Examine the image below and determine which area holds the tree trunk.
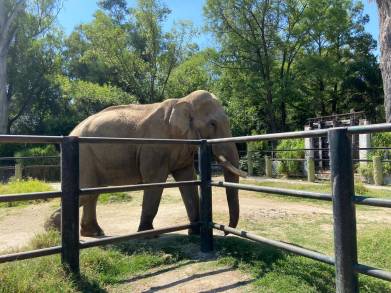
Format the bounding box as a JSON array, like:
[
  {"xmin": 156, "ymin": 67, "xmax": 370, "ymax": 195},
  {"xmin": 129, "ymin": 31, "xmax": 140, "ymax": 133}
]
[
  {"xmin": 377, "ymin": 0, "xmax": 391, "ymax": 122},
  {"xmin": 0, "ymin": 53, "xmax": 8, "ymax": 133}
]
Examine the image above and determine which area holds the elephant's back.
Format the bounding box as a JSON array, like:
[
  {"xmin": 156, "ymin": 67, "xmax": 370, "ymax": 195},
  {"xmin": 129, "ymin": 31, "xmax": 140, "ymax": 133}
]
[{"xmin": 70, "ymin": 104, "xmax": 159, "ymax": 138}]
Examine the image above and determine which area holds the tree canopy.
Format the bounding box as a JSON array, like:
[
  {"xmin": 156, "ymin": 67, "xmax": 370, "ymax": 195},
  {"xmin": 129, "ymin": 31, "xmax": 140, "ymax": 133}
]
[{"xmin": 0, "ymin": 0, "xmax": 385, "ymax": 145}]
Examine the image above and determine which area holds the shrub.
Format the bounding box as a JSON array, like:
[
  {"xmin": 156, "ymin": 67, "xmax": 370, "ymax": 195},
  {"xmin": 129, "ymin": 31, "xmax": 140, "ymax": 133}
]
[{"xmin": 276, "ymin": 139, "xmax": 305, "ymax": 177}]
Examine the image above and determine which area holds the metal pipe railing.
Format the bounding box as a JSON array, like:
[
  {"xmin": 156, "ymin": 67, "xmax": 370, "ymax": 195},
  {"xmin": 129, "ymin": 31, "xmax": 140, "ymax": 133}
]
[{"xmin": 0, "ymin": 122, "xmax": 390, "ymax": 292}]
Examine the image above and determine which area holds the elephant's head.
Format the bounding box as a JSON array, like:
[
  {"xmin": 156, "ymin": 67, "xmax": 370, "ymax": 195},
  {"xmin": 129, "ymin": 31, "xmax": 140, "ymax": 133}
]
[{"xmin": 169, "ymin": 90, "xmax": 246, "ymax": 228}]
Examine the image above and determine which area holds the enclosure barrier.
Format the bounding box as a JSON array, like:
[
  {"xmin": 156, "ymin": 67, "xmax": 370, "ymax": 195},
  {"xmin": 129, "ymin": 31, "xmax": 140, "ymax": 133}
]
[{"xmin": 0, "ymin": 123, "xmax": 391, "ymax": 293}]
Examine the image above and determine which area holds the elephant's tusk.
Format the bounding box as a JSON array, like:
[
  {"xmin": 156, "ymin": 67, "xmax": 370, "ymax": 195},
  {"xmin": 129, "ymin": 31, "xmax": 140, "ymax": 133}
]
[{"xmin": 217, "ymin": 155, "xmax": 247, "ymax": 178}]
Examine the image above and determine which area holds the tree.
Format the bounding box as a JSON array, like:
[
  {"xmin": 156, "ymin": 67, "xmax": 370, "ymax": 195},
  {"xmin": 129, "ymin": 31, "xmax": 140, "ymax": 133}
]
[
  {"xmin": 64, "ymin": 0, "xmax": 196, "ymax": 104},
  {"xmin": 376, "ymin": 0, "xmax": 391, "ymax": 122},
  {"xmin": 205, "ymin": 0, "xmax": 381, "ymax": 133},
  {"xmin": 0, "ymin": 0, "xmax": 26, "ymax": 133},
  {"xmin": 0, "ymin": 0, "xmax": 61, "ymax": 134}
]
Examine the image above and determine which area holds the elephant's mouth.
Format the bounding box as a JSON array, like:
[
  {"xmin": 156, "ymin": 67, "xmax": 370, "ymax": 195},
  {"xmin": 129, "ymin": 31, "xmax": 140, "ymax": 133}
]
[{"xmin": 216, "ymin": 155, "xmax": 247, "ymax": 178}]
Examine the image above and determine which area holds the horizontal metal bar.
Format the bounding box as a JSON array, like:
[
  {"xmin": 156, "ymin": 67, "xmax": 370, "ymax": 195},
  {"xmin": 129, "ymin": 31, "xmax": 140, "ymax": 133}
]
[
  {"xmin": 212, "ymin": 223, "xmax": 391, "ymax": 282},
  {"xmin": 0, "ymin": 246, "xmax": 61, "ymax": 264},
  {"xmin": 212, "ymin": 223, "xmax": 335, "ymax": 265},
  {"xmin": 207, "ymin": 129, "xmax": 328, "ymax": 144},
  {"xmin": 79, "ymin": 223, "xmax": 196, "ymax": 249},
  {"xmin": 354, "ymin": 196, "xmax": 391, "ymax": 208},
  {"xmin": 0, "ymin": 135, "xmax": 63, "ymax": 144},
  {"xmin": 0, "ymin": 191, "xmax": 62, "ymax": 202},
  {"xmin": 78, "ymin": 136, "xmax": 201, "ymax": 145},
  {"xmin": 22, "ymin": 164, "xmax": 60, "ymax": 168},
  {"xmin": 354, "ymin": 263, "xmax": 391, "ymax": 282},
  {"xmin": 356, "ymin": 147, "xmax": 391, "ymax": 150},
  {"xmin": 347, "ymin": 123, "xmax": 391, "ymax": 134},
  {"xmin": 0, "ymin": 156, "xmax": 59, "ymax": 161},
  {"xmin": 272, "ymin": 158, "xmax": 305, "ymax": 161},
  {"xmin": 212, "ymin": 181, "xmax": 391, "ymax": 208},
  {"xmin": 211, "ymin": 181, "xmax": 332, "ymax": 201},
  {"xmin": 80, "ymin": 180, "xmax": 201, "ymax": 195}
]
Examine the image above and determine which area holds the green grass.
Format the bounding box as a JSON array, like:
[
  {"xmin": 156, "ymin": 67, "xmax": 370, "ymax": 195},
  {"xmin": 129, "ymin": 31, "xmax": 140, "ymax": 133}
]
[
  {"xmin": 1, "ymin": 228, "xmax": 391, "ymax": 292},
  {"xmin": 97, "ymin": 192, "xmax": 134, "ymax": 204},
  {"xmin": 243, "ymin": 179, "xmax": 391, "ymax": 198},
  {"xmin": 239, "ymin": 180, "xmax": 391, "ymax": 211},
  {"xmin": 0, "ymin": 179, "xmax": 53, "ymax": 207}
]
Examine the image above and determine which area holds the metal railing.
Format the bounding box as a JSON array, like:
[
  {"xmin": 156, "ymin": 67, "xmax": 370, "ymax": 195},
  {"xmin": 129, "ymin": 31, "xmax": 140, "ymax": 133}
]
[{"xmin": 0, "ymin": 123, "xmax": 390, "ymax": 293}]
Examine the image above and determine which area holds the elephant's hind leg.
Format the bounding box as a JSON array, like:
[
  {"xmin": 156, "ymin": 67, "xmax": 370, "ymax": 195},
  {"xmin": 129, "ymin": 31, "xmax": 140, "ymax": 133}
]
[
  {"xmin": 44, "ymin": 207, "xmax": 61, "ymax": 231},
  {"xmin": 44, "ymin": 194, "xmax": 104, "ymax": 237}
]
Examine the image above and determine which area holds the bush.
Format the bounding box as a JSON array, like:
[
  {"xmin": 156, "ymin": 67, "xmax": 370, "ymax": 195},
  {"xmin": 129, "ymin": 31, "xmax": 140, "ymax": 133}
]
[{"xmin": 276, "ymin": 139, "xmax": 305, "ymax": 177}]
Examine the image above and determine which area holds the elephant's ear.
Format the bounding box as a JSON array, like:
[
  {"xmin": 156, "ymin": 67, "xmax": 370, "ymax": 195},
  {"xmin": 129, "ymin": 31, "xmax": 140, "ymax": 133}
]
[{"xmin": 169, "ymin": 101, "xmax": 193, "ymax": 137}]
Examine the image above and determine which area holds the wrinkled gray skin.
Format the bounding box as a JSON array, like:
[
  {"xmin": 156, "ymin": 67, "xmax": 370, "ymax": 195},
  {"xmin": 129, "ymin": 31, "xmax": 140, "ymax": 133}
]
[{"xmin": 46, "ymin": 90, "xmax": 243, "ymax": 236}]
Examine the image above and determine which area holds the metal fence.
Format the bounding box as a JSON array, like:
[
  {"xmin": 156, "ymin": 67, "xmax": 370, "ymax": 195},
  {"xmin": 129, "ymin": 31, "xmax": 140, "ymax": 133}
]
[{"xmin": 0, "ymin": 123, "xmax": 391, "ymax": 293}]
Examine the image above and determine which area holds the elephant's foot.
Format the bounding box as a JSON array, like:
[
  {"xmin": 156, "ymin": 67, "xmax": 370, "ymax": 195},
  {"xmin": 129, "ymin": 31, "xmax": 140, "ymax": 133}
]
[
  {"xmin": 81, "ymin": 222, "xmax": 105, "ymax": 237},
  {"xmin": 137, "ymin": 223, "xmax": 159, "ymax": 239},
  {"xmin": 44, "ymin": 209, "xmax": 61, "ymax": 232}
]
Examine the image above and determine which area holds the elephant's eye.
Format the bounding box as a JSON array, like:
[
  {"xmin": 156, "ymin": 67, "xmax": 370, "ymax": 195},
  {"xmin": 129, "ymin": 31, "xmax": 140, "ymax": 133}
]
[{"xmin": 210, "ymin": 121, "xmax": 217, "ymax": 129}]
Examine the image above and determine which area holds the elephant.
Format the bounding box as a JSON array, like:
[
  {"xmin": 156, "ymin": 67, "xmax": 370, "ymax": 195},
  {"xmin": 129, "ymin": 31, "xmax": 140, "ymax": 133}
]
[{"xmin": 45, "ymin": 90, "xmax": 246, "ymax": 236}]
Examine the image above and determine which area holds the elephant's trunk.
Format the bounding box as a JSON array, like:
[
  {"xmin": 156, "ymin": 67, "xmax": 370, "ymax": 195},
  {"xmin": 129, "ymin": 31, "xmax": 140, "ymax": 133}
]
[{"xmin": 213, "ymin": 142, "xmax": 243, "ymax": 229}]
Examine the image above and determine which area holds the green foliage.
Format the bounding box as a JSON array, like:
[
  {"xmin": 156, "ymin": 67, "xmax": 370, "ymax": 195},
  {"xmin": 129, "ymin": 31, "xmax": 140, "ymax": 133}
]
[
  {"xmin": 359, "ymin": 132, "xmax": 391, "ymax": 181},
  {"xmin": 55, "ymin": 75, "xmax": 137, "ymax": 118},
  {"xmin": 205, "ymin": 0, "xmax": 383, "ymax": 135},
  {"xmin": 276, "ymin": 139, "xmax": 305, "ymax": 177},
  {"xmin": 371, "ymin": 132, "xmax": 391, "ymax": 174},
  {"xmin": 14, "ymin": 145, "xmax": 58, "ymax": 166},
  {"xmin": 0, "ymin": 178, "xmax": 53, "ymax": 207},
  {"xmin": 165, "ymin": 50, "xmax": 214, "ymax": 98},
  {"xmin": 64, "ymin": 1, "xmax": 197, "ymax": 104}
]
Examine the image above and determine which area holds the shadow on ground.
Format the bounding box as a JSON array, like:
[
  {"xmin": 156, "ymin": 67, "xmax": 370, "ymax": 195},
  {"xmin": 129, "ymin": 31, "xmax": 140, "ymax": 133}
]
[{"xmin": 76, "ymin": 233, "xmax": 391, "ymax": 292}]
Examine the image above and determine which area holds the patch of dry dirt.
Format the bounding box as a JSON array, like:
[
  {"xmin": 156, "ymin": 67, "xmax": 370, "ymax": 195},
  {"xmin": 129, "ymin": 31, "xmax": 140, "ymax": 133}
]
[
  {"xmin": 110, "ymin": 260, "xmax": 254, "ymax": 293},
  {"xmin": 2, "ymin": 186, "xmax": 391, "ymax": 250}
]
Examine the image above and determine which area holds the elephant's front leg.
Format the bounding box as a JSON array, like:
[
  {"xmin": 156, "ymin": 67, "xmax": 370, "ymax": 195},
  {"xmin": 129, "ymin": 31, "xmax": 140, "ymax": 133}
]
[
  {"xmin": 80, "ymin": 194, "xmax": 104, "ymax": 237},
  {"xmin": 172, "ymin": 165, "xmax": 200, "ymax": 235},
  {"xmin": 138, "ymin": 186, "xmax": 165, "ymax": 231}
]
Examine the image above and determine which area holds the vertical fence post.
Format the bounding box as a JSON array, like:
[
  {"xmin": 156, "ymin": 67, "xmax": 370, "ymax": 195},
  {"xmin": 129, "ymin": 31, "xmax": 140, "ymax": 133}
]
[
  {"xmin": 329, "ymin": 128, "xmax": 358, "ymax": 293},
  {"xmin": 307, "ymin": 157, "xmax": 315, "ymax": 182},
  {"xmin": 372, "ymin": 156, "xmax": 384, "ymax": 186},
  {"xmin": 61, "ymin": 136, "xmax": 80, "ymax": 275},
  {"xmin": 247, "ymin": 148, "xmax": 254, "ymax": 176},
  {"xmin": 198, "ymin": 139, "xmax": 213, "ymax": 253},
  {"xmin": 265, "ymin": 156, "xmax": 272, "ymax": 177}
]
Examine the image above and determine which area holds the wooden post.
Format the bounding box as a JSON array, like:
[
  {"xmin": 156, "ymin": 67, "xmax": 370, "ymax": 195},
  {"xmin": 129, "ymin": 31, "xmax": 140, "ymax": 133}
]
[
  {"xmin": 329, "ymin": 128, "xmax": 358, "ymax": 293},
  {"xmin": 61, "ymin": 136, "xmax": 80, "ymax": 275},
  {"xmin": 198, "ymin": 140, "xmax": 213, "ymax": 253},
  {"xmin": 307, "ymin": 157, "xmax": 315, "ymax": 182},
  {"xmin": 265, "ymin": 156, "xmax": 272, "ymax": 178},
  {"xmin": 373, "ymin": 156, "xmax": 384, "ymax": 186}
]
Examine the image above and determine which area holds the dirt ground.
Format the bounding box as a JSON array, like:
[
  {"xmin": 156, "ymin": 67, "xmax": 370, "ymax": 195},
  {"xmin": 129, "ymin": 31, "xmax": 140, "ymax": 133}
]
[
  {"xmin": 0, "ymin": 186, "xmax": 337, "ymax": 251},
  {"xmin": 1, "ymin": 180, "xmax": 391, "ymax": 292}
]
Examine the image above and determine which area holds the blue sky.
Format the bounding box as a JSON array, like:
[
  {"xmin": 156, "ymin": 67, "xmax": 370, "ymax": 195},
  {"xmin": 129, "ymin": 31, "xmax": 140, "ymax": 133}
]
[{"xmin": 58, "ymin": 0, "xmax": 380, "ymax": 53}]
